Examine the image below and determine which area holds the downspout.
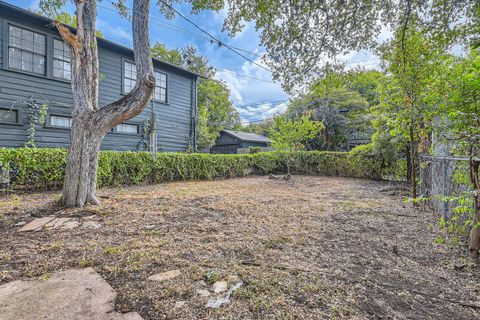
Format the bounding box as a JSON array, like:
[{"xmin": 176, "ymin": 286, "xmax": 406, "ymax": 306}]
[{"xmin": 192, "ymin": 77, "xmax": 198, "ymax": 151}]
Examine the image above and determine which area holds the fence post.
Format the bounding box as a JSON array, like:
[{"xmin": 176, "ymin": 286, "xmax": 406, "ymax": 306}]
[
  {"xmin": 0, "ymin": 162, "xmax": 9, "ymax": 190},
  {"xmin": 442, "ymin": 159, "xmax": 448, "ymax": 220}
]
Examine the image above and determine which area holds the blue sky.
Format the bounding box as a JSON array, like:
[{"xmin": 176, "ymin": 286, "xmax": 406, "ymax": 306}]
[{"xmin": 7, "ymin": 0, "xmax": 383, "ymax": 123}]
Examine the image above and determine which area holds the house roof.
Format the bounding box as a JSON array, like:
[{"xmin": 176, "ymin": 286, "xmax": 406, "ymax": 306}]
[
  {"xmin": 222, "ymin": 130, "xmax": 272, "ymax": 143},
  {"xmin": 0, "ymin": 1, "xmax": 204, "ymax": 79}
]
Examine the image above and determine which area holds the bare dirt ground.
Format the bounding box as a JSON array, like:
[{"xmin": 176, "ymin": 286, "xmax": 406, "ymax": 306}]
[{"xmin": 1, "ymin": 176, "xmax": 479, "ymax": 319}]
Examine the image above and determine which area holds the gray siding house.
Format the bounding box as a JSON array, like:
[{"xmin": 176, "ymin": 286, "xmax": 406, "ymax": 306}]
[
  {"xmin": 0, "ymin": 1, "xmax": 198, "ymax": 152},
  {"xmin": 211, "ymin": 130, "xmax": 272, "ymax": 154}
]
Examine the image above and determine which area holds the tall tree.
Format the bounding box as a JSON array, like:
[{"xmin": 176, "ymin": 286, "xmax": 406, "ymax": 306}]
[
  {"xmin": 41, "ymin": 0, "xmax": 155, "ymax": 207},
  {"xmin": 379, "ymin": 23, "xmax": 447, "ymax": 199},
  {"xmin": 151, "ymin": 42, "xmax": 182, "ymax": 66},
  {"xmin": 286, "ymin": 70, "xmax": 374, "ymax": 151},
  {"xmin": 435, "ymin": 49, "xmax": 480, "ymax": 259}
]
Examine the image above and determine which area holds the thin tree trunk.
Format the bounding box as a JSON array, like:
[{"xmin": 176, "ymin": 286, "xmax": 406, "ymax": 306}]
[
  {"xmin": 409, "ymin": 122, "xmax": 417, "ymax": 200},
  {"xmin": 57, "ymin": 0, "xmax": 155, "ymax": 207},
  {"xmin": 468, "ymin": 154, "xmax": 480, "ymax": 261}
]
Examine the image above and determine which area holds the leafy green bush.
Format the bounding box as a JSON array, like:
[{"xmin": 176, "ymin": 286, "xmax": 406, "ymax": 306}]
[
  {"xmin": 0, "ymin": 148, "xmax": 405, "ymax": 191},
  {"xmin": 249, "ymin": 146, "xmax": 261, "ymax": 154}
]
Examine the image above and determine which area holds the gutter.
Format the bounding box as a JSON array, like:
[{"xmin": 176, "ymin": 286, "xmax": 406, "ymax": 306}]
[{"xmin": 0, "ymin": 0, "xmax": 207, "ymax": 79}]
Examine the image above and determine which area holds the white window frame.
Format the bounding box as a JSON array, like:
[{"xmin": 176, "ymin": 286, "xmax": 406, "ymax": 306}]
[
  {"xmin": 123, "ymin": 60, "xmax": 137, "ymax": 93},
  {"xmin": 0, "ymin": 108, "xmax": 18, "ymax": 124},
  {"xmin": 154, "ymin": 71, "xmax": 168, "ymax": 103},
  {"xmin": 115, "ymin": 123, "xmax": 139, "ymax": 134},
  {"xmin": 49, "ymin": 114, "xmax": 72, "ymax": 128},
  {"xmin": 52, "ymin": 38, "xmax": 72, "ymax": 80},
  {"xmin": 7, "ymin": 24, "xmax": 46, "ymax": 75}
]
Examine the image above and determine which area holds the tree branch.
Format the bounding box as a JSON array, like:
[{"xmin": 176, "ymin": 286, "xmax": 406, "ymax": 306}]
[
  {"xmin": 53, "ymin": 22, "xmax": 81, "ymax": 53},
  {"xmin": 94, "ymin": 0, "xmax": 155, "ymax": 131}
]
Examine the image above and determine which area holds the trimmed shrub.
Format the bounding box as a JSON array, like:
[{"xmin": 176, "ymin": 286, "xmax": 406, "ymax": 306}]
[{"xmin": 0, "ymin": 148, "xmax": 405, "ymax": 191}]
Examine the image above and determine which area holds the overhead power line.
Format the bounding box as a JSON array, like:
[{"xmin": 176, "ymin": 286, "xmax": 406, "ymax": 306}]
[
  {"xmin": 97, "ymin": 3, "xmax": 275, "ymax": 84},
  {"xmin": 215, "ymin": 68, "xmax": 276, "ymax": 84},
  {"xmin": 98, "ymin": 3, "xmax": 262, "ymax": 58},
  {"xmin": 234, "ymin": 99, "xmax": 289, "ymax": 109},
  {"xmin": 98, "ymin": 3, "xmax": 380, "ymax": 79},
  {"xmin": 239, "ymin": 101, "xmax": 289, "ymax": 119},
  {"xmin": 156, "ymin": 0, "xmax": 272, "ymax": 73}
]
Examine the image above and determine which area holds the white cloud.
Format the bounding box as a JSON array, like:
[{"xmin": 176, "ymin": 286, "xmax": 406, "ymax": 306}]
[
  {"xmin": 214, "ymin": 57, "xmax": 290, "ymax": 122},
  {"xmin": 239, "ymin": 101, "xmax": 289, "ymax": 124}
]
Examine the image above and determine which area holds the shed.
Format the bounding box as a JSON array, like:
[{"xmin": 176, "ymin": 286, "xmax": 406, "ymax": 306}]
[{"xmin": 211, "ymin": 130, "xmax": 272, "ymax": 154}]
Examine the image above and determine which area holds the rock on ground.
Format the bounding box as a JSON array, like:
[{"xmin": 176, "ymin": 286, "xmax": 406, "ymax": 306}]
[
  {"xmin": 212, "ymin": 281, "xmax": 228, "ymax": 294},
  {"xmin": 148, "ymin": 270, "xmax": 181, "ymax": 282},
  {"xmin": 0, "ymin": 268, "xmax": 142, "ymax": 320},
  {"xmin": 18, "ymin": 216, "xmax": 55, "ymax": 231}
]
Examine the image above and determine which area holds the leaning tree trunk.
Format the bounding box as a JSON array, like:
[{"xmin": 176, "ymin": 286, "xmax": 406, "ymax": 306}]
[
  {"xmin": 468, "ymin": 153, "xmax": 480, "ymax": 261},
  {"xmin": 56, "ymin": 0, "xmax": 155, "ymax": 207}
]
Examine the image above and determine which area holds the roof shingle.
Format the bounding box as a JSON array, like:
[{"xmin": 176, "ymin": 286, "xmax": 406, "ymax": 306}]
[{"xmin": 223, "ymin": 130, "xmax": 272, "ymax": 143}]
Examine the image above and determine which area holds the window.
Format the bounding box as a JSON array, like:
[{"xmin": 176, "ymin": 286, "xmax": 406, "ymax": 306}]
[
  {"xmin": 123, "ymin": 61, "xmax": 136, "ymax": 93},
  {"xmin": 154, "ymin": 71, "xmax": 167, "ymax": 103},
  {"xmin": 50, "ymin": 115, "xmax": 72, "ymax": 128},
  {"xmin": 8, "ymin": 25, "xmax": 46, "ymax": 75},
  {"xmin": 0, "ymin": 109, "xmax": 18, "ymax": 123},
  {"xmin": 116, "ymin": 123, "xmax": 139, "ymax": 134},
  {"xmin": 115, "ymin": 123, "xmax": 139, "ymax": 134},
  {"xmin": 53, "ymin": 39, "xmax": 71, "ymax": 80}
]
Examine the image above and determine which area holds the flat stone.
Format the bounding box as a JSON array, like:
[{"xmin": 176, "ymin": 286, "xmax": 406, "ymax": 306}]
[
  {"xmin": 18, "ymin": 217, "xmax": 55, "ymax": 232},
  {"xmin": 212, "ymin": 281, "xmax": 228, "ymax": 294},
  {"xmin": 82, "ymin": 221, "xmax": 102, "ymax": 229},
  {"xmin": 62, "ymin": 220, "xmax": 80, "ymax": 230},
  {"xmin": 148, "ymin": 269, "xmax": 181, "ymax": 282},
  {"xmin": 0, "ymin": 268, "xmax": 142, "ymax": 320},
  {"xmin": 45, "ymin": 218, "xmax": 71, "ymax": 229}
]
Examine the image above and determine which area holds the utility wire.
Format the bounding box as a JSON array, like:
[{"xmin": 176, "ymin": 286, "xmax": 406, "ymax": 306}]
[
  {"xmin": 156, "ymin": 0, "xmax": 272, "ymax": 73},
  {"xmin": 99, "ymin": 3, "xmax": 379, "ymax": 78},
  {"xmin": 97, "ymin": 3, "xmax": 273, "ymax": 82},
  {"xmin": 99, "ymin": 3, "xmax": 262, "ymax": 58},
  {"xmin": 240, "ymin": 101, "xmax": 289, "ymax": 120},
  {"xmin": 234, "ymin": 99, "xmax": 288, "ymax": 109},
  {"xmin": 215, "ymin": 68, "xmax": 276, "ymax": 84}
]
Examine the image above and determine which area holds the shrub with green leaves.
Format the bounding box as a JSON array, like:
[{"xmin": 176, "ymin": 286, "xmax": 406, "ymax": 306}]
[{"xmin": 0, "ymin": 148, "xmax": 405, "ymax": 191}]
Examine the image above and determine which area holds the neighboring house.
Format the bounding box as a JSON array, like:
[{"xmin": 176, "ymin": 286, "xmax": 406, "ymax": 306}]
[
  {"xmin": 0, "ymin": 1, "xmax": 199, "ymax": 152},
  {"xmin": 337, "ymin": 108, "xmax": 372, "ymax": 151},
  {"xmin": 211, "ymin": 130, "xmax": 272, "ymax": 154}
]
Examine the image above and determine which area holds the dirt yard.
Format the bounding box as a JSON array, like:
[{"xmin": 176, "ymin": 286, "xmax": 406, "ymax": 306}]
[{"xmin": 1, "ymin": 176, "xmax": 479, "ymax": 319}]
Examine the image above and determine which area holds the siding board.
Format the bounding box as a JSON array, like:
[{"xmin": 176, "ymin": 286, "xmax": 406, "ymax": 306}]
[{"xmin": 0, "ymin": 6, "xmax": 196, "ymax": 152}]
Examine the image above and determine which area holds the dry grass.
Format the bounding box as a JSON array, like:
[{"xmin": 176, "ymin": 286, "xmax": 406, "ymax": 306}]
[{"xmin": 1, "ymin": 176, "xmax": 479, "ymax": 319}]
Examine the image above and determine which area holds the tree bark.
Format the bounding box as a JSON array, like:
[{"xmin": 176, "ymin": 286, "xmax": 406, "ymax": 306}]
[
  {"xmin": 409, "ymin": 122, "xmax": 417, "ymax": 201},
  {"xmin": 57, "ymin": 0, "xmax": 155, "ymax": 207},
  {"xmin": 468, "ymin": 156, "xmax": 480, "ymax": 261}
]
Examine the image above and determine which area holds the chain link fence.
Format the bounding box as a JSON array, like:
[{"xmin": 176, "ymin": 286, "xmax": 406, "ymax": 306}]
[{"xmin": 419, "ymin": 156, "xmax": 474, "ymax": 220}]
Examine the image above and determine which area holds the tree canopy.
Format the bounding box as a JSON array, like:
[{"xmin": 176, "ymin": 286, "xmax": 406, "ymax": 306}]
[{"xmin": 164, "ymin": 0, "xmax": 479, "ymax": 92}]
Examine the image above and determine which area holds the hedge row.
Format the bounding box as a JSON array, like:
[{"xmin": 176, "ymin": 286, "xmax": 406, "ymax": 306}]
[{"xmin": 0, "ymin": 147, "xmax": 405, "ymax": 190}]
